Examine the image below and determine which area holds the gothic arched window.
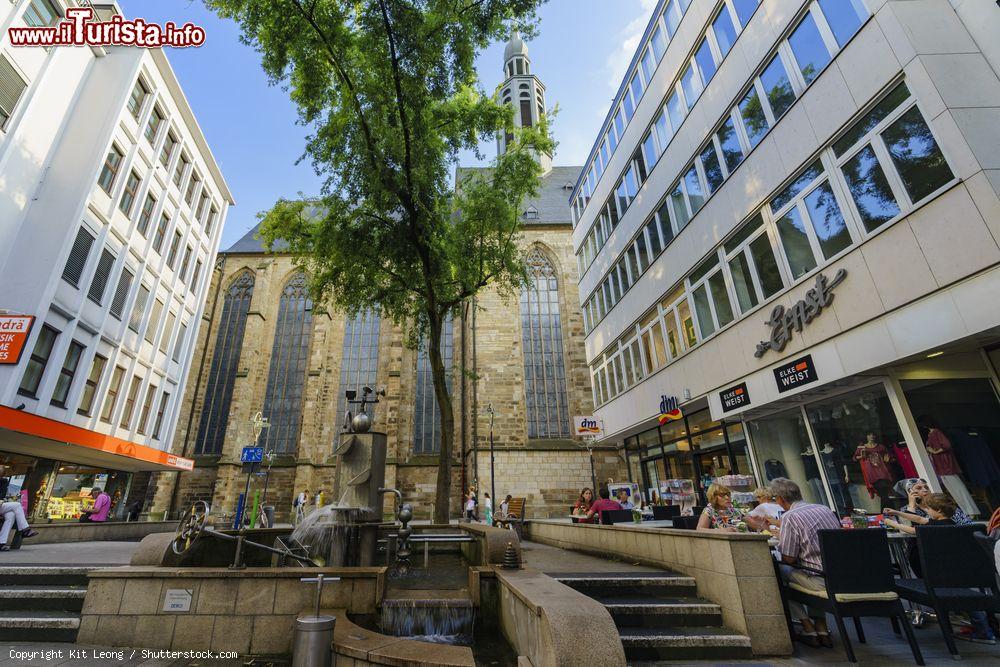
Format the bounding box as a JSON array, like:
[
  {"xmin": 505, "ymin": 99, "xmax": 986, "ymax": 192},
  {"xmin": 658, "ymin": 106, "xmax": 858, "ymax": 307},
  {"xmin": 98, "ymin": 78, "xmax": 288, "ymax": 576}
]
[
  {"xmin": 521, "ymin": 248, "xmax": 570, "ymax": 438},
  {"xmin": 336, "ymin": 308, "xmax": 381, "ymax": 425},
  {"xmin": 195, "ymin": 270, "xmax": 254, "ymax": 454},
  {"xmin": 261, "ymin": 273, "xmax": 313, "ymax": 454},
  {"xmin": 414, "ymin": 319, "xmax": 454, "ymax": 454}
]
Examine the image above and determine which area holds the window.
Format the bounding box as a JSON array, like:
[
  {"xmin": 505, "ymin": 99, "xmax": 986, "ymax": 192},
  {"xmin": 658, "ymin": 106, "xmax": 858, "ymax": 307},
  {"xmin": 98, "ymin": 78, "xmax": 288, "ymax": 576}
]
[
  {"xmin": 651, "ymin": 23, "xmax": 667, "ymax": 60},
  {"xmin": 195, "ymin": 271, "xmax": 254, "ymax": 454},
  {"xmin": 159, "ymin": 132, "xmax": 177, "ymax": 168},
  {"xmin": 129, "ymin": 284, "xmax": 150, "ymax": 333},
  {"xmin": 185, "ymin": 174, "xmax": 200, "ymax": 207},
  {"xmin": 153, "ymin": 392, "xmax": 170, "ymax": 440},
  {"xmin": 152, "ymin": 214, "xmax": 169, "ymax": 254},
  {"xmin": 23, "ymin": 0, "xmax": 60, "ymax": 25},
  {"xmin": 653, "ymin": 109, "xmax": 670, "ymax": 153},
  {"xmin": 109, "ymin": 267, "xmax": 134, "ymax": 320},
  {"xmin": 136, "ymin": 194, "xmax": 156, "ymax": 236},
  {"xmin": 841, "ymin": 145, "xmax": 900, "ymax": 232},
  {"xmin": 62, "ymin": 226, "xmax": 95, "ymax": 287},
  {"xmin": 137, "ymin": 384, "xmax": 157, "ymax": 435},
  {"xmin": 261, "ymin": 274, "xmax": 313, "ymax": 455},
  {"xmin": 788, "ymin": 10, "xmax": 831, "ymax": 86},
  {"xmin": 173, "ymin": 154, "xmax": 189, "ymax": 187},
  {"xmin": 640, "ymin": 47, "xmax": 656, "ymax": 85},
  {"xmin": 0, "ymin": 54, "xmax": 28, "ymax": 129},
  {"xmin": 99, "ymin": 365, "xmax": 125, "ymax": 423},
  {"xmin": 197, "ymin": 191, "xmax": 210, "ymax": 222},
  {"xmin": 87, "ymin": 248, "xmax": 116, "ymax": 305},
  {"xmin": 414, "ymin": 319, "xmax": 453, "ymax": 454},
  {"xmin": 881, "ymin": 106, "xmax": 953, "ymax": 204},
  {"xmin": 723, "ymin": 213, "xmax": 784, "ymax": 313},
  {"xmin": 694, "ymin": 39, "xmax": 716, "ymax": 85},
  {"xmin": 145, "ymin": 299, "xmax": 163, "ymax": 345},
  {"xmin": 738, "ymin": 85, "xmax": 769, "ymax": 147},
  {"xmin": 699, "ymin": 142, "xmax": 724, "ymax": 193},
  {"xmin": 731, "ymin": 0, "xmax": 760, "ymax": 27},
  {"xmin": 177, "ymin": 246, "xmax": 192, "ymax": 284},
  {"xmin": 717, "ymin": 116, "xmax": 744, "ymax": 172},
  {"xmin": 206, "ymin": 206, "xmax": 219, "ymax": 236},
  {"xmin": 680, "ymin": 64, "xmax": 703, "ymax": 109},
  {"xmin": 335, "ymin": 308, "xmax": 382, "ymax": 424},
  {"xmin": 158, "ymin": 311, "xmax": 175, "ymax": 354},
  {"xmin": 51, "ymin": 341, "xmax": 85, "ymax": 408},
  {"xmin": 689, "ymin": 256, "xmax": 735, "ymax": 339},
  {"xmin": 712, "ymin": 6, "xmax": 738, "ymax": 57},
  {"xmin": 126, "ymin": 78, "xmax": 148, "ymax": 119},
  {"xmin": 119, "ymin": 170, "xmax": 141, "ymax": 217},
  {"xmin": 77, "ymin": 354, "xmax": 107, "ymax": 416},
  {"xmin": 97, "ymin": 145, "xmax": 124, "ymax": 194},
  {"xmin": 641, "ymin": 132, "xmax": 658, "ymax": 175},
  {"xmin": 663, "ymin": 0, "xmax": 682, "ymax": 37},
  {"xmin": 760, "ymin": 54, "xmax": 795, "ymax": 120},
  {"xmin": 191, "ymin": 259, "xmax": 203, "ymax": 289},
  {"xmin": 682, "ymin": 164, "xmax": 705, "ymax": 215},
  {"xmin": 817, "ymin": 0, "xmax": 867, "ymax": 48},
  {"xmin": 17, "ymin": 325, "xmax": 58, "ymax": 397},
  {"xmin": 656, "ymin": 197, "xmax": 675, "ymax": 246},
  {"xmin": 521, "ymin": 248, "xmax": 570, "ymax": 439},
  {"xmin": 166, "ymin": 230, "xmax": 182, "ymax": 269},
  {"xmin": 519, "ymin": 99, "xmax": 533, "ymax": 128},
  {"xmin": 770, "ymin": 160, "xmax": 851, "ymax": 279},
  {"xmin": 173, "ymin": 322, "xmax": 187, "ymax": 362},
  {"xmin": 628, "ymin": 74, "xmax": 643, "ymax": 115},
  {"xmin": 144, "ymin": 106, "xmax": 163, "ymax": 145},
  {"xmin": 119, "ymin": 374, "xmax": 142, "ymax": 429},
  {"xmin": 669, "ymin": 181, "xmax": 690, "ymax": 231}
]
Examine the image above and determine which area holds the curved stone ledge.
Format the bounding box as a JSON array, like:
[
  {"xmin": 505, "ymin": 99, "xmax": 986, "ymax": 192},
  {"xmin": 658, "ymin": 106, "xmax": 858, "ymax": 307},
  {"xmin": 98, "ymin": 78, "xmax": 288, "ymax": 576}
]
[
  {"xmin": 458, "ymin": 523, "xmax": 522, "ymax": 565},
  {"xmin": 328, "ymin": 609, "xmax": 475, "ymax": 666}
]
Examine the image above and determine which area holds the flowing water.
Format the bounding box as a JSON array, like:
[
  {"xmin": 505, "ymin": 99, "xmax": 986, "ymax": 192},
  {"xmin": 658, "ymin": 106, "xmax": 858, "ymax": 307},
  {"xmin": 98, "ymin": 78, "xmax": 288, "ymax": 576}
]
[
  {"xmin": 289, "ymin": 504, "xmax": 365, "ymax": 566},
  {"xmin": 380, "ymin": 598, "xmax": 475, "ymax": 645}
]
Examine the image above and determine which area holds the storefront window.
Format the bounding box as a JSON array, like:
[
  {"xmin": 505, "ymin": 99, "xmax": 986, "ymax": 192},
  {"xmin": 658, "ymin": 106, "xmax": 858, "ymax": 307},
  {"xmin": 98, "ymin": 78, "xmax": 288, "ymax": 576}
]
[
  {"xmin": 805, "ymin": 385, "xmax": 904, "ymax": 515},
  {"xmin": 46, "ymin": 465, "xmax": 131, "ymax": 521},
  {"xmin": 901, "ymin": 377, "xmax": 1000, "ymax": 517},
  {"xmin": 750, "ymin": 408, "xmax": 830, "ymax": 506}
]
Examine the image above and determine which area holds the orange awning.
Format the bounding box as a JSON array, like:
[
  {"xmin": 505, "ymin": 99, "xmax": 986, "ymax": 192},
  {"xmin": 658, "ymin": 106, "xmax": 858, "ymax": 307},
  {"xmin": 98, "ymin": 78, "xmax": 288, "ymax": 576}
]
[{"xmin": 0, "ymin": 405, "xmax": 193, "ymax": 472}]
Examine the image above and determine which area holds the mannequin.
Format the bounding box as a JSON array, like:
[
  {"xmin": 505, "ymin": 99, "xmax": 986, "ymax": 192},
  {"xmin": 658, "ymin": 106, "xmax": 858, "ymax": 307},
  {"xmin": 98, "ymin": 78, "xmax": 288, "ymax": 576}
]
[
  {"xmin": 853, "ymin": 433, "xmax": 894, "ymax": 508},
  {"xmin": 801, "ymin": 445, "xmax": 825, "ymax": 505},
  {"xmin": 892, "ymin": 441, "xmax": 918, "ymax": 478},
  {"xmin": 921, "ymin": 417, "xmax": 979, "ymax": 517},
  {"xmin": 819, "ymin": 442, "xmax": 852, "ymax": 511}
]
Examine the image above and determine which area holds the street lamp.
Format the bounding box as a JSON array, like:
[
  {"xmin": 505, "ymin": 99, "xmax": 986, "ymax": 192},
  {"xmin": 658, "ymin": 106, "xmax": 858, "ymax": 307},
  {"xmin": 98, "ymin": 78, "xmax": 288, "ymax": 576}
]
[{"xmin": 487, "ymin": 403, "xmax": 496, "ymax": 504}]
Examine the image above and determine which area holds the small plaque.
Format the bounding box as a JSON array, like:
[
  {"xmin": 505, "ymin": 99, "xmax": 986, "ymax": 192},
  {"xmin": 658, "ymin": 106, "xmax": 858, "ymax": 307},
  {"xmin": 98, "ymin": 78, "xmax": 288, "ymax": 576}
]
[{"xmin": 162, "ymin": 588, "xmax": 193, "ymax": 613}]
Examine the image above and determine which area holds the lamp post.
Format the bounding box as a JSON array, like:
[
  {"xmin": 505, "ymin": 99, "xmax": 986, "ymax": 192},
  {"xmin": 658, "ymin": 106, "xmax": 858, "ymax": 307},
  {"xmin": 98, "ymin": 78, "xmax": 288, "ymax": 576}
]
[{"xmin": 487, "ymin": 403, "xmax": 496, "ymax": 504}]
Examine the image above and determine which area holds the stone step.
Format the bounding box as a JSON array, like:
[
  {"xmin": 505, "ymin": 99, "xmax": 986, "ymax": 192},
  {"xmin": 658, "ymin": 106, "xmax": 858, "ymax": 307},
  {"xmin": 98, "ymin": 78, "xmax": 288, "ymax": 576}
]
[
  {"xmin": 595, "ymin": 597, "xmax": 723, "ymax": 629},
  {"xmin": 552, "ymin": 572, "xmax": 696, "ymax": 598},
  {"xmin": 0, "ymin": 566, "xmax": 96, "ymax": 587},
  {"xmin": 0, "ymin": 610, "xmax": 80, "ymax": 643},
  {"xmin": 618, "ymin": 627, "xmax": 753, "ymax": 661},
  {"xmin": 0, "ymin": 586, "xmax": 87, "ymax": 612}
]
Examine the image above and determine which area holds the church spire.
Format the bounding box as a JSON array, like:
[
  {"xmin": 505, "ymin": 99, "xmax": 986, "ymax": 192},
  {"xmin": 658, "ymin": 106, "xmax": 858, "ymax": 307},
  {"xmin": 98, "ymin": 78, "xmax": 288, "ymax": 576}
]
[{"xmin": 497, "ymin": 32, "xmax": 551, "ymax": 175}]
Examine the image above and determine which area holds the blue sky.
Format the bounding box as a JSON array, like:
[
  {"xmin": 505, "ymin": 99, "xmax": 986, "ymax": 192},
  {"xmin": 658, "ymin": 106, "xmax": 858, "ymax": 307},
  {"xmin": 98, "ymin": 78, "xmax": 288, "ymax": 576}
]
[{"xmin": 119, "ymin": 0, "xmax": 657, "ymax": 249}]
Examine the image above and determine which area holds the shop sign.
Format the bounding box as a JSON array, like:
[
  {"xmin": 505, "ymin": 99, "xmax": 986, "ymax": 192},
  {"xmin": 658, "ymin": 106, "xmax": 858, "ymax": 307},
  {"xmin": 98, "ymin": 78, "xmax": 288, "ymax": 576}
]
[
  {"xmin": 162, "ymin": 588, "xmax": 193, "ymax": 612},
  {"xmin": 774, "ymin": 354, "xmax": 818, "ymax": 393},
  {"xmin": 0, "ymin": 314, "xmax": 35, "ymax": 364},
  {"xmin": 573, "ymin": 416, "xmax": 604, "ymax": 439},
  {"xmin": 754, "ymin": 269, "xmax": 847, "ymax": 358},
  {"xmin": 166, "ymin": 455, "xmax": 194, "ymax": 471},
  {"xmin": 719, "ymin": 382, "xmax": 751, "ymax": 413},
  {"xmin": 658, "ymin": 395, "xmax": 683, "ymax": 424}
]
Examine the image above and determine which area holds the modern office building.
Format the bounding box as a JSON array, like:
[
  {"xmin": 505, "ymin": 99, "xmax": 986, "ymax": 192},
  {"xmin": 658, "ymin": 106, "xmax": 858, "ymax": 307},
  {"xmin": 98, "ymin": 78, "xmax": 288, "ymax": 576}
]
[
  {"xmin": 571, "ymin": 0, "xmax": 1000, "ymax": 518},
  {"xmin": 0, "ymin": 1, "xmax": 233, "ymax": 523}
]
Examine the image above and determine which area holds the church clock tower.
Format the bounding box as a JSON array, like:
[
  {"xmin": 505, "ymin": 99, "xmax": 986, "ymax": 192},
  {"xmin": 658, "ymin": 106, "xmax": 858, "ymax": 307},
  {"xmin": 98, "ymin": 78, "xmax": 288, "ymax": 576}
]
[{"xmin": 497, "ymin": 32, "xmax": 552, "ymax": 175}]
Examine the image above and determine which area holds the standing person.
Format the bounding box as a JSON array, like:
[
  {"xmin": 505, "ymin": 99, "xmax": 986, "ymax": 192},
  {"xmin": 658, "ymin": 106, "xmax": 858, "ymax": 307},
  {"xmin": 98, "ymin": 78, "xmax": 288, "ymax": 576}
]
[
  {"xmin": 464, "ymin": 489, "xmax": 477, "ymax": 521},
  {"xmin": 585, "ymin": 488, "xmax": 623, "ymax": 524},
  {"xmin": 484, "ymin": 493, "xmax": 493, "ymax": 526},
  {"xmin": 1, "ymin": 501, "xmax": 38, "ymax": 550},
  {"xmin": 772, "ymin": 477, "xmax": 842, "ymax": 649},
  {"xmin": 80, "ymin": 489, "xmax": 111, "ymax": 523}
]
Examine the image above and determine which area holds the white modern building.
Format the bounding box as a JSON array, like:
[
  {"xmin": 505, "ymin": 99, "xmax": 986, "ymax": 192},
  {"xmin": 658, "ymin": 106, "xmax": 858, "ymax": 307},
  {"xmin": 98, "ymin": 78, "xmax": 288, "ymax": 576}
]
[
  {"xmin": 571, "ymin": 0, "xmax": 1000, "ymax": 520},
  {"xmin": 0, "ymin": 1, "xmax": 233, "ymax": 522}
]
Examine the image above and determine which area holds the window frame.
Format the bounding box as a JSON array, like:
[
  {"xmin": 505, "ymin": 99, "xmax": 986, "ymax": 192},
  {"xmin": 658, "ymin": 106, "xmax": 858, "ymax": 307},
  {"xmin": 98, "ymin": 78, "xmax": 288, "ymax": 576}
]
[{"xmin": 17, "ymin": 324, "xmax": 59, "ymax": 398}]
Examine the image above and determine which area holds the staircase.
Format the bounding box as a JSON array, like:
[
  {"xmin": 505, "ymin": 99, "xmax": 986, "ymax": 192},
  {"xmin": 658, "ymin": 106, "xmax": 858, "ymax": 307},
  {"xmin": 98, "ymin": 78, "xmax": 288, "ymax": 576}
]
[
  {"xmin": 0, "ymin": 566, "xmax": 93, "ymax": 642},
  {"xmin": 552, "ymin": 571, "xmax": 753, "ymax": 663}
]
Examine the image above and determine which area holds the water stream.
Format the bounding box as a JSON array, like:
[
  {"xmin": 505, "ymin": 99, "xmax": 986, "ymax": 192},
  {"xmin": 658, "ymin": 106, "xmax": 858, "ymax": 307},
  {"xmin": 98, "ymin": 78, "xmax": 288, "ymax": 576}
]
[{"xmin": 380, "ymin": 598, "xmax": 475, "ymax": 645}]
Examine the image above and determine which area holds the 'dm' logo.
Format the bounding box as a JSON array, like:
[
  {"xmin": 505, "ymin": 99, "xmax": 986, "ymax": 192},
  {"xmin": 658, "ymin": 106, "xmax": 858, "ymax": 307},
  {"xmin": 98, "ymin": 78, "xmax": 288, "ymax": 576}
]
[
  {"xmin": 658, "ymin": 395, "xmax": 683, "ymax": 425},
  {"xmin": 576, "ymin": 418, "xmax": 601, "ymax": 434}
]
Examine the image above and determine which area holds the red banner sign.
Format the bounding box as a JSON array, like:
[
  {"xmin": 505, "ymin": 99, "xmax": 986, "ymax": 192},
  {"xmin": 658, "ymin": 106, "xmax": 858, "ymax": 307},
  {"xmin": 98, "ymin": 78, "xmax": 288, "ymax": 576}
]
[{"xmin": 0, "ymin": 315, "xmax": 35, "ymax": 364}]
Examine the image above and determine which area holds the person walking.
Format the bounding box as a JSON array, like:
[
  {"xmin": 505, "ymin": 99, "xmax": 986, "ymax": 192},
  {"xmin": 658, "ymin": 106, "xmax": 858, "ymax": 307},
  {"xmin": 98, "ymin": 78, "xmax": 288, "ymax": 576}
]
[
  {"xmin": 1, "ymin": 501, "xmax": 38, "ymax": 551},
  {"xmin": 484, "ymin": 493, "xmax": 493, "ymax": 526}
]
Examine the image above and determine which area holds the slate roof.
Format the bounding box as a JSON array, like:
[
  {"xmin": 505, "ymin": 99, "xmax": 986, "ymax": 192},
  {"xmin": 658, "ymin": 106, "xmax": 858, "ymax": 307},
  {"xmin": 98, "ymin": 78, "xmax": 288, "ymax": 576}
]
[
  {"xmin": 225, "ymin": 223, "xmax": 288, "ymax": 254},
  {"xmin": 456, "ymin": 165, "xmax": 581, "ymax": 226}
]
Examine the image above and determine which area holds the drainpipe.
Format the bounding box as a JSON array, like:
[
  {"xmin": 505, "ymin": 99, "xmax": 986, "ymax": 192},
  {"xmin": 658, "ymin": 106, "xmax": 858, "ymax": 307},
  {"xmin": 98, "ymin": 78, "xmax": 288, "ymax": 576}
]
[{"xmin": 166, "ymin": 254, "xmax": 227, "ymax": 517}]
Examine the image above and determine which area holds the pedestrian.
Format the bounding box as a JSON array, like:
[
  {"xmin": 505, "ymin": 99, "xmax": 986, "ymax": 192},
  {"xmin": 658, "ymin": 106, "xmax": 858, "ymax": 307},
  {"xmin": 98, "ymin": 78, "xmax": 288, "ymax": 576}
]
[
  {"xmin": 80, "ymin": 489, "xmax": 111, "ymax": 523},
  {"xmin": 484, "ymin": 492, "xmax": 493, "ymax": 526},
  {"xmin": 1, "ymin": 501, "xmax": 38, "ymax": 551},
  {"xmin": 464, "ymin": 489, "xmax": 477, "ymax": 521}
]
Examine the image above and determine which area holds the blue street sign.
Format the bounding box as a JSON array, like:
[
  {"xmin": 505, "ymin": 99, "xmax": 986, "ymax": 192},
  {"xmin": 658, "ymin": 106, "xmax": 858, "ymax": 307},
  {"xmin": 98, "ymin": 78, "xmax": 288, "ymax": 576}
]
[{"xmin": 241, "ymin": 446, "xmax": 264, "ymax": 463}]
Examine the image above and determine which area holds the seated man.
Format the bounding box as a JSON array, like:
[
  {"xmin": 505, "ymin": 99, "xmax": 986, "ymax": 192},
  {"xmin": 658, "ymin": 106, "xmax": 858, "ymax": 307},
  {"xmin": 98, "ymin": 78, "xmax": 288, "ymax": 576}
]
[
  {"xmin": 1, "ymin": 501, "xmax": 39, "ymax": 551},
  {"xmin": 586, "ymin": 488, "xmax": 623, "ymax": 523},
  {"xmin": 615, "ymin": 488, "xmax": 634, "ymax": 510},
  {"xmin": 772, "ymin": 477, "xmax": 842, "ymax": 648}
]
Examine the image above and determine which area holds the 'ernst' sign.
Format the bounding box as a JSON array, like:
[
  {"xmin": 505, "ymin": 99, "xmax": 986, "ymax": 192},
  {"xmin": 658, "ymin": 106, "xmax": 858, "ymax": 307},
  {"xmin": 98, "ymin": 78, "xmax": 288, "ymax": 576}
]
[
  {"xmin": 754, "ymin": 269, "xmax": 846, "ymax": 358},
  {"xmin": 719, "ymin": 382, "xmax": 751, "ymax": 412},
  {"xmin": 774, "ymin": 355, "xmax": 818, "ymax": 393}
]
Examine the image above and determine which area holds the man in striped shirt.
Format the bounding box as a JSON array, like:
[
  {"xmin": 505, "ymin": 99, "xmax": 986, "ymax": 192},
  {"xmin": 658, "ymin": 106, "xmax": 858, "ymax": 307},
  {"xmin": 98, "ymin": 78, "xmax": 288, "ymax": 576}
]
[{"xmin": 773, "ymin": 477, "xmax": 842, "ymax": 648}]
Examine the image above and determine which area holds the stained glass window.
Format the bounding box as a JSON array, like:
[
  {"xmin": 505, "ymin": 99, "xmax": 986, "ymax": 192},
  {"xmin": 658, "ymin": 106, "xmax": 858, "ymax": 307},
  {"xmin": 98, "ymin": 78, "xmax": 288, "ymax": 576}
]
[
  {"xmin": 414, "ymin": 319, "xmax": 454, "ymax": 454},
  {"xmin": 336, "ymin": 308, "xmax": 381, "ymax": 428}
]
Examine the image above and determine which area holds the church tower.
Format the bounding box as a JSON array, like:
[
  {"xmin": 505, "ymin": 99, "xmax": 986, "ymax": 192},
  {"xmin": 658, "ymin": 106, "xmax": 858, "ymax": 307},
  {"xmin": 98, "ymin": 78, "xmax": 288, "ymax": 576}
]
[{"xmin": 497, "ymin": 32, "xmax": 552, "ymax": 175}]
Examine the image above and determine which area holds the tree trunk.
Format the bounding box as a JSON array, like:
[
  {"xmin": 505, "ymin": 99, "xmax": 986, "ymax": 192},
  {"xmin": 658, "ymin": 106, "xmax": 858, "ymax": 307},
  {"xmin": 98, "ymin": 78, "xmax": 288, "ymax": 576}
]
[{"xmin": 428, "ymin": 312, "xmax": 455, "ymax": 524}]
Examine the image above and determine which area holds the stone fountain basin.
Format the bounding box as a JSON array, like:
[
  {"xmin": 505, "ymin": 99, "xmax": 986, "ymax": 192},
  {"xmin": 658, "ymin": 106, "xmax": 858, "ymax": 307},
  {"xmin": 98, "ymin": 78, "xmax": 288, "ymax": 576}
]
[{"xmin": 325, "ymin": 608, "xmax": 474, "ymax": 666}]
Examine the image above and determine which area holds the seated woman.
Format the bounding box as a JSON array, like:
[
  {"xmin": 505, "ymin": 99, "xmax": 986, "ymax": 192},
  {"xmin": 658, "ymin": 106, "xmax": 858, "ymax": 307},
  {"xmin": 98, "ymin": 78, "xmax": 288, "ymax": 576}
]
[
  {"xmin": 748, "ymin": 486, "xmax": 784, "ymax": 530},
  {"xmin": 697, "ymin": 484, "xmax": 766, "ymax": 532},
  {"xmin": 897, "ymin": 478, "xmax": 972, "ymax": 524},
  {"xmin": 572, "ymin": 488, "xmax": 595, "ymax": 524}
]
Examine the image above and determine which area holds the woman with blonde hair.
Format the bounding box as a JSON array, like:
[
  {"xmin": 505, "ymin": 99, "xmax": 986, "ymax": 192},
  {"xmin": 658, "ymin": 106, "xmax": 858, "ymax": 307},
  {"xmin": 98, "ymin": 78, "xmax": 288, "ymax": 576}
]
[
  {"xmin": 748, "ymin": 486, "xmax": 784, "ymax": 527},
  {"xmin": 697, "ymin": 484, "xmax": 766, "ymax": 532}
]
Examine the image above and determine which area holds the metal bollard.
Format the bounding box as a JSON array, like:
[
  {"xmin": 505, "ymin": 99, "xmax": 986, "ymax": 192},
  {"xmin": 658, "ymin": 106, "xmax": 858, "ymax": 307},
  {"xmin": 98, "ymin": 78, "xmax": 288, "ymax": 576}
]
[{"xmin": 293, "ymin": 574, "xmax": 340, "ymax": 667}]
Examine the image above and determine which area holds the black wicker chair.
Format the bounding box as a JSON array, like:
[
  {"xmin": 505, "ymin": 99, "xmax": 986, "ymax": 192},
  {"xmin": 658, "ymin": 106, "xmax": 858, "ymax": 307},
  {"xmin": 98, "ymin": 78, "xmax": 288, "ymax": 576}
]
[
  {"xmin": 896, "ymin": 524, "xmax": 1000, "ymax": 660},
  {"xmin": 780, "ymin": 529, "xmax": 924, "ymax": 664},
  {"xmin": 671, "ymin": 515, "xmax": 700, "ymax": 530},
  {"xmin": 652, "ymin": 505, "xmax": 681, "ymax": 520},
  {"xmin": 599, "ymin": 509, "xmax": 634, "ymax": 525}
]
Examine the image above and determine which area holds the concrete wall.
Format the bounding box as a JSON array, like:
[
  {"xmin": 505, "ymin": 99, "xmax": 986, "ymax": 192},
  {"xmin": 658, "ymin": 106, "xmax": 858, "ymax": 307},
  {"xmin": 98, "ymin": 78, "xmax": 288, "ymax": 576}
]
[
  {"xmin": 526, "ymin": 520, "xmax": 791, "ymax": 657},
  {"xmin": 78, "ymin": 567, "xmax": 384, "ymax": 655},
  {"xmin": 332, "ymin": 610, "xmax": 474, "ymax": 667},
  {"xmin": 3, "ymin": 521, "xmax": 174, "ymax": 546}
]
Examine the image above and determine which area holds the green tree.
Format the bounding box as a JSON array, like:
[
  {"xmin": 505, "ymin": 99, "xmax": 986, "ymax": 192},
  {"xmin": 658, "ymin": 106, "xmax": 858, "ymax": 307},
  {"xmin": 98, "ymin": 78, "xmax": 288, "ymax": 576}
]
[{"xmin": 207, "ymin": 0, "xmax": 553, "ymax": 522}]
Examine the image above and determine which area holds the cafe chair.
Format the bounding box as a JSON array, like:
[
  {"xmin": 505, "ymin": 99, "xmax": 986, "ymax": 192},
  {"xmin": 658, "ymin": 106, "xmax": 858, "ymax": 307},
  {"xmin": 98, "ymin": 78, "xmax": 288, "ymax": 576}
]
[
  {"xmin": 652, "ymin": 505, "xmax": 680, "ymax": 520},
  {"xmin": 895, "ymin": 525, "xmax": 1000, "ymax": 660},
  {"xmin": 600, "ymin": 509, "xmax": 634, "ymax": 525},
  {"xmin": 671, "ymin": 516, "xmax": 700, "ymax": 530},
  {"xmin": 781, "ymin": 529, "xmax": 924, "ymax": 665}
]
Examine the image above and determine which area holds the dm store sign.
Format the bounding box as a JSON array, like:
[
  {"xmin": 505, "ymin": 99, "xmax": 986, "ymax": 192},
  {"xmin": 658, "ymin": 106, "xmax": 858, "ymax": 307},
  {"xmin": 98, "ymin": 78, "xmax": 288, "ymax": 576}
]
[
  {"xmin": 773, "ymin": 355, "xmax": 818, "ymax": 393},
  {"xmin": 658, "ymin": 395, "xmax": 683, "ymax": 425}
]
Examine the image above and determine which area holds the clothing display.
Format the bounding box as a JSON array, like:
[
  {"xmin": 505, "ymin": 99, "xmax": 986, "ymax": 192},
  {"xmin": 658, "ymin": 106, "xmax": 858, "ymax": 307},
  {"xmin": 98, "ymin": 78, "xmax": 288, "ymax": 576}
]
[
  {"xmin": 853, "ymin": 443, "xmax": 894, "ymax": 500},
  {"xmin": 800, "ymin": 450, "xmax": 821, "ymax": 480},
  {"xmin": 925, "ymin": 429, "xmax": 960, "ymax": 476},
  {"xmin": 892, "ymin": 443, "xmax": 918, "ymax": 479},
  {"xmin": 763, "ymin": 459, "xmax": 787, "ymax": 481},
  {"xmin": 940, "ymin": 474, "xmax": 979, "ymax": 517},
  {"xmin": 948, "ymin": 430, "xmax": 1000, "ymax": 488}
]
